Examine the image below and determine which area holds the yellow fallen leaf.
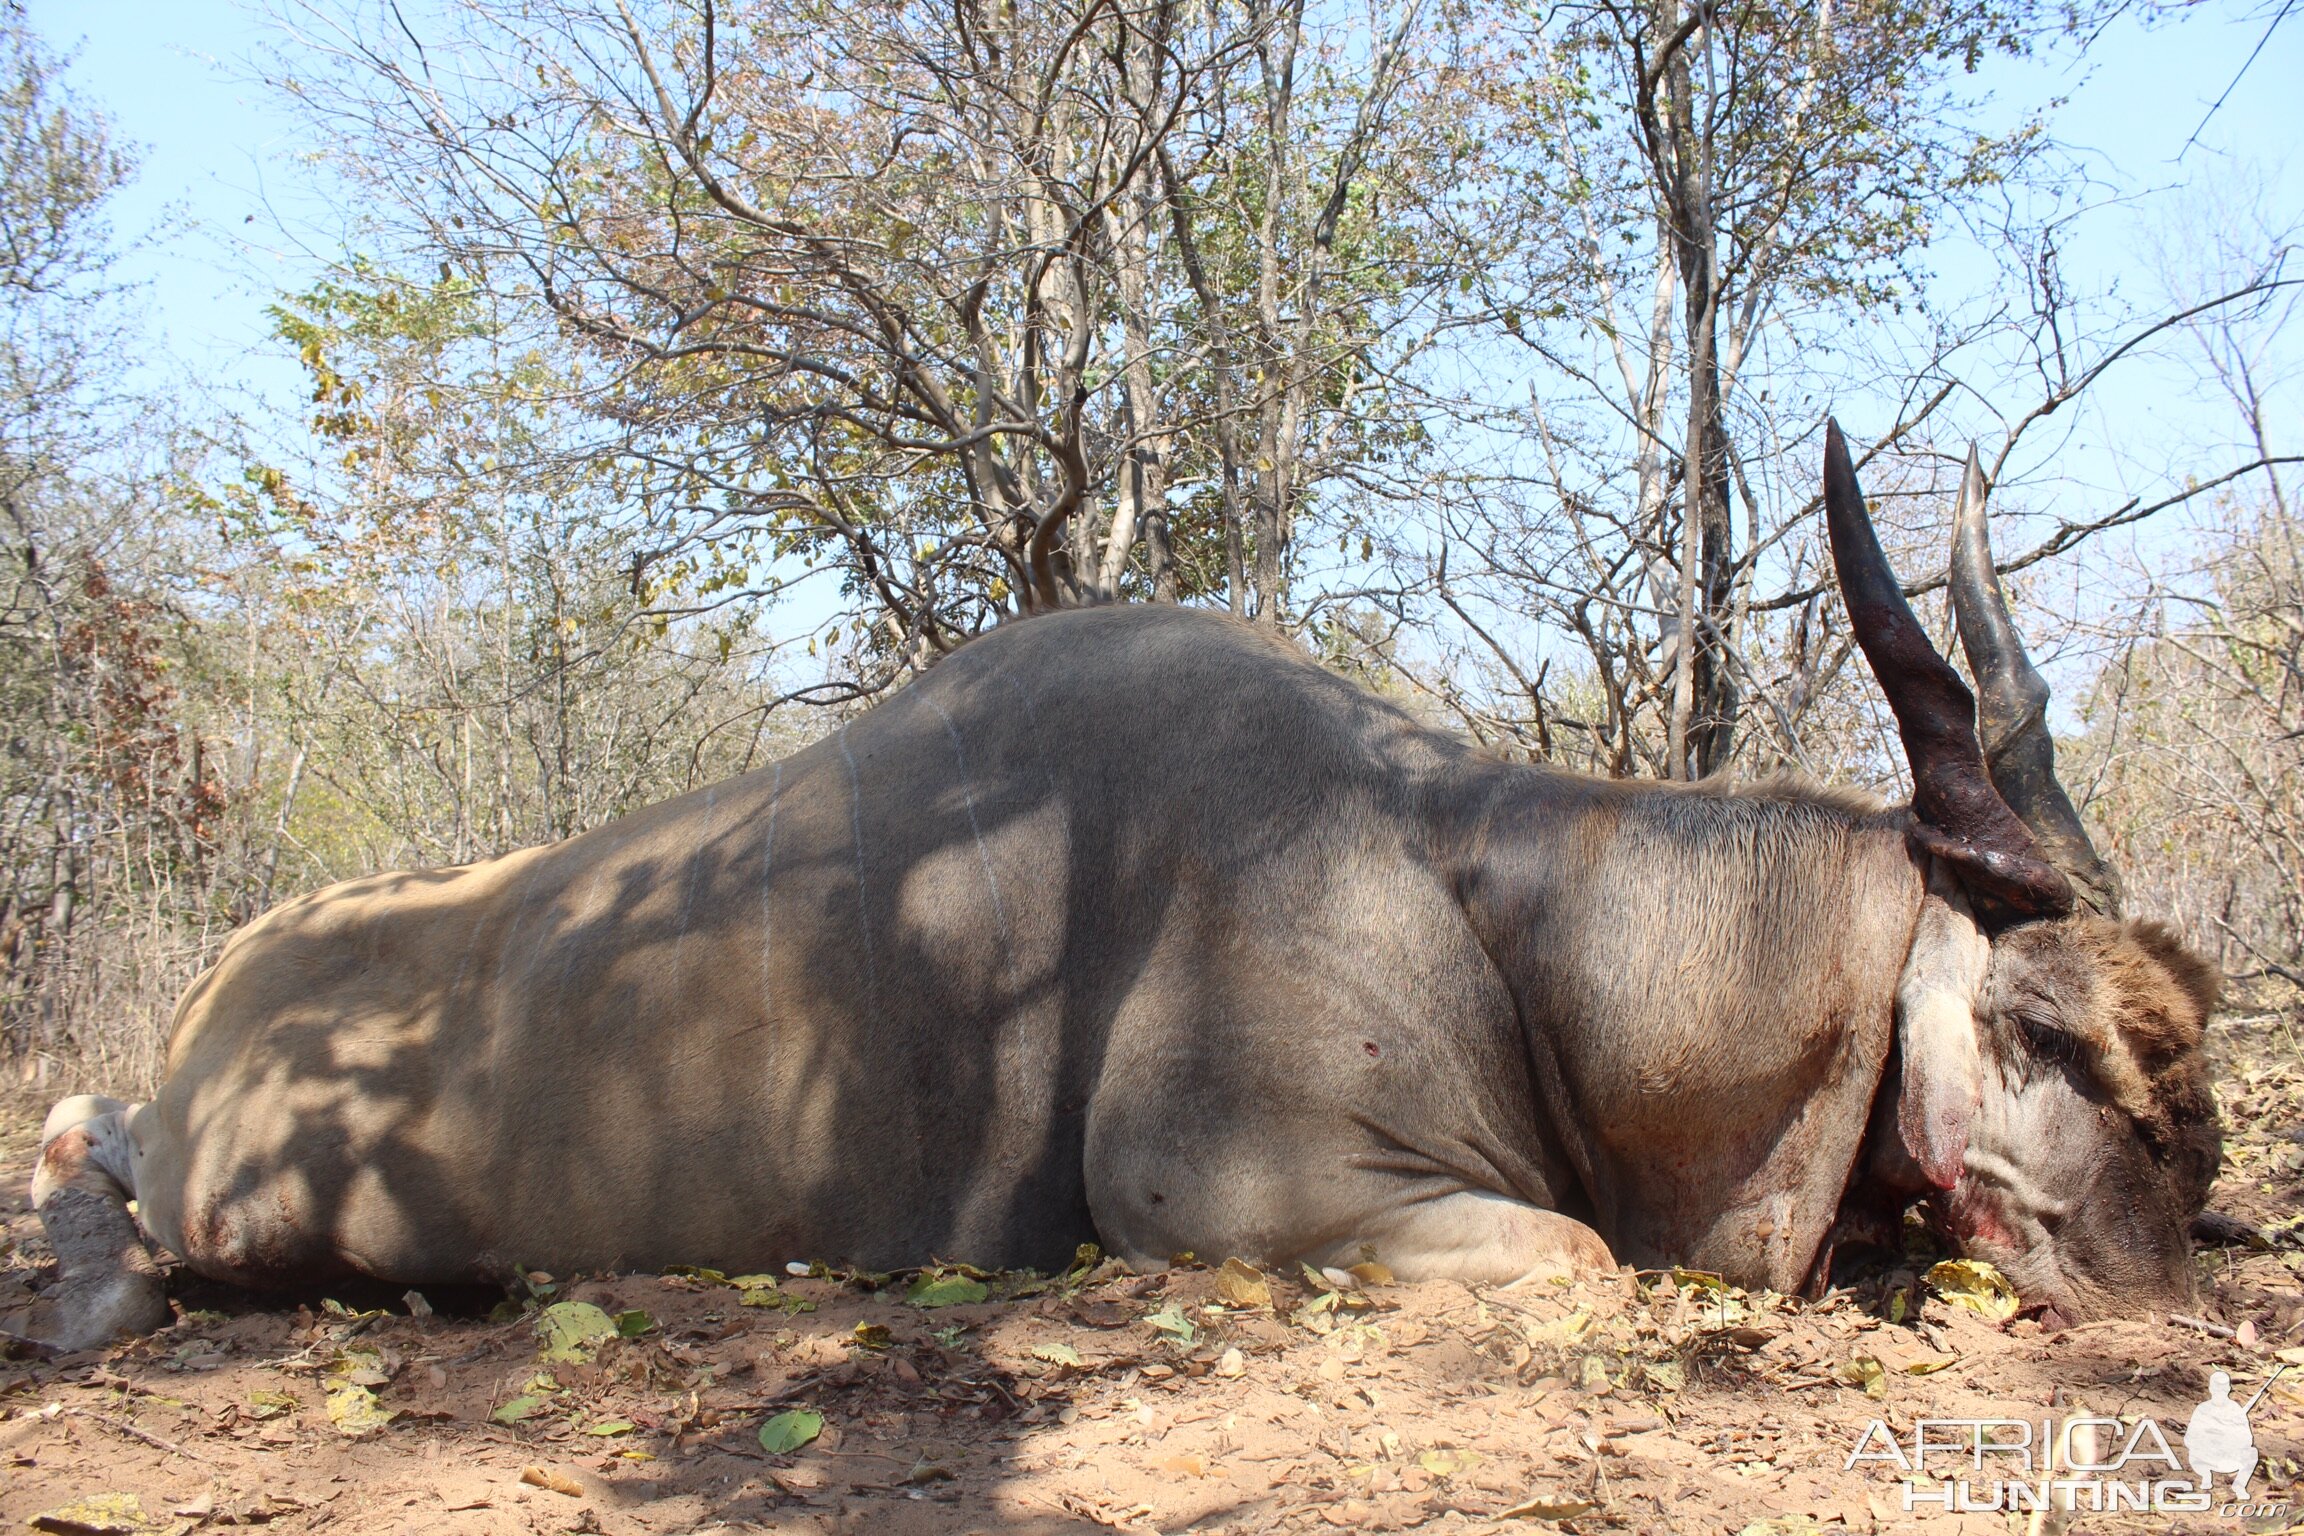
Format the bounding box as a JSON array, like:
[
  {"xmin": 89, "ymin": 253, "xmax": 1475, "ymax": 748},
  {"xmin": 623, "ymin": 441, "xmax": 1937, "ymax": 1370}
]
[
  {"xmin": 246, "ymin": 1390, "xmax": 298, "ymax": 1420},
  {"xmin": 325, "ymin": 1382, "xmax": 397, "ymax": 1436},
  {"xmin": 1348, "ymin": 1261, "xmax": 1396, "ymax": 1286},
  {"xmin": 27, "ymin": 1492, "xmax": 183, "ymax": 1535},
  {"xmin": 1834, "ymin": 1356, "xmax": 1887, "ymax": 1398},
  {"xmin": 1216, "ymin": 1257, "xmax": 1272, "ymax": 1308},
  {"xmin": 1925, "ymin": 1259, "xmax": 2019, "ymax": 1322}
]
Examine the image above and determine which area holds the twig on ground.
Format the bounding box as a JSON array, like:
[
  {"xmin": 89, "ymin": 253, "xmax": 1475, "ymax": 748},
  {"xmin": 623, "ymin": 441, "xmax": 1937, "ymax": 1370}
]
[
  {"xmin": 756, "ymin": 1369, "xmax": 839, "ymax": 1406},
  {"xmin": 70, "ymin": 1406, "xmax": 209, "ymax": 1461}
]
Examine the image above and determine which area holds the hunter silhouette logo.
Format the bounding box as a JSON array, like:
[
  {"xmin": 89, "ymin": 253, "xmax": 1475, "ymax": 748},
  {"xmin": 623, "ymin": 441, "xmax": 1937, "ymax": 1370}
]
[
  {"xmin": 2184, "ymin": 1368, "xmax": 2274, "ymax": 1500},
  {"xmin": 1844, "ymin": 1364, "xmax": 2291, "ymax": 1515}
]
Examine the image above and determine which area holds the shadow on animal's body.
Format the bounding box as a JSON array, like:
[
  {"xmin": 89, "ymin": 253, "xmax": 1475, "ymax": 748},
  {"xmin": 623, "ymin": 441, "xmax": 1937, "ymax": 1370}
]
[{"xmin": 9, "ymin": 586, "xmax": 2221, "ymax": 1349}]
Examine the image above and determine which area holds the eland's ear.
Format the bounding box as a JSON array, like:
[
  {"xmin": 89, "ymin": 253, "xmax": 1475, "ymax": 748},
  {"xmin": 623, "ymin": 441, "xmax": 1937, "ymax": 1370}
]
[{"xmin": 1895, "ymin": 867, "xmax": 1991, "ymax": 1189}]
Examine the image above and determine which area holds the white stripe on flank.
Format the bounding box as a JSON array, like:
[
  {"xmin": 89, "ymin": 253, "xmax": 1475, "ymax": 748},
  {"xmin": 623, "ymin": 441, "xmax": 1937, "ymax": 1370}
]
[
  {"xmin": 666, "ymin": 783, "xmax": 719, "ymax": 990},
  {"xmin": 838, "ymin": 723, "xmax": 877, "ymax": 995},
  {"xmin": 925, "ymin": 694, "xmax": 1010, "ymax": 945},
  {"xmin": 760, "ymin": 760, "xmax": 783, "ymax": 1020}
]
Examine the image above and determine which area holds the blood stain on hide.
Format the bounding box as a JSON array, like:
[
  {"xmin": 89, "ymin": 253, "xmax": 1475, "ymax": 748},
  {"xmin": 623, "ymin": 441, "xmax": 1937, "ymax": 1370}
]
[
  {"xmin": 1363, "ymin": 1041, "xmax": 1381, "ymax": 1058},
  {"xmin": 1148, "ymin": 1191, "xmax": 1165, "ymax": 1204}
]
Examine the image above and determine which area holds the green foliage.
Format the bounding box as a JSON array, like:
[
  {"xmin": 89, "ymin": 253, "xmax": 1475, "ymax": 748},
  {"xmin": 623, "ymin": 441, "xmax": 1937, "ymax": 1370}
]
[
  {"xmin": 0, "ymin": 17, "xmax": 227, "ymax": 1076},
  {"xmin": 757, "ymin": 1409, "xmax": 824, "ymax": 1454},
  {"xmin": 190, "ymin": 254, "xmax": 811, "ymax": 885}
]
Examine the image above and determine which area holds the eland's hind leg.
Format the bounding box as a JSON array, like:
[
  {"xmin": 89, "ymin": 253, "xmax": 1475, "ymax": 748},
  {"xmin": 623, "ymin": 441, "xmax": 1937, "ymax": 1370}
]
[{"xmin": 1, "ymin": 1098, "xmax": 169, "ymax": 1350}]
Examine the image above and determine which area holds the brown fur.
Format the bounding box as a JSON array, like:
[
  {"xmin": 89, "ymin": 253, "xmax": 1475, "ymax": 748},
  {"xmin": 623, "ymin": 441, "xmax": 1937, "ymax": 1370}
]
[
  {"xmin": 2080, "ymin": 918, "xmax": 2222, "ymax": 1197},
  {"xmin": 1719, "ymin": 772, "xmax": 1893, "ymax": 820},
  {"xmin": 1991, "ymin": 915, "xmax": 2221, "ymax": 1185}
]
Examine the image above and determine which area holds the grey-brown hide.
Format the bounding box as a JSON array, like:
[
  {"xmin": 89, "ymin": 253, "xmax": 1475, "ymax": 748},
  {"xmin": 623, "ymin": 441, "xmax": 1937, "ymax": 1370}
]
[
  {"xmin": 13, "ymin": 607, "xmax": 1938, "ymax": 1339},
  {"xmin": 12, "ymin": 578, "xmax": 2221, "ymax": 1351}
]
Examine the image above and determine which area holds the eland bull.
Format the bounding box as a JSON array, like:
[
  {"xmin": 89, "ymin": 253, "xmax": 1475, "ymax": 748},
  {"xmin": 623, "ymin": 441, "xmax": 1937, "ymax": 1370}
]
[{"xmin": 10, "ymin": 424, "xmax": 2220, "ymax": 1351}]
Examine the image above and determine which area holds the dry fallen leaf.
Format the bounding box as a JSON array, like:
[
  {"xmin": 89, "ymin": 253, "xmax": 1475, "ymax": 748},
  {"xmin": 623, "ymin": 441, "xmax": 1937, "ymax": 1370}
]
[
  {"xmin": 325, "ymin": 1381, "xmax": 397, "ymax": 1436},
  {"xmin": 1216, "ymin": 1257, "xmax": 1272, "ymax": 1308},
  {"xmin": 1833, "ymin": 1355, "xmax": 1888, "ymax": 1399},
  {"xmin": 1418, "ymin": 1448, "xmax": 1482, "ymax": 1478},
  {"xmin": 27, "ymin": 1493, "xmax": 189, "ymax": 1536},
  {"xmin": 1924, "ymin": 1259, "xmax": 2019, "ymax": 1322},
  {"xmin": 1498, "ymin": 1493, "xmax": 1600, "ymax": 1520},
  {"xmin": 518, "ymin": 1466, "xmax": 585, "ymax": 1498}
]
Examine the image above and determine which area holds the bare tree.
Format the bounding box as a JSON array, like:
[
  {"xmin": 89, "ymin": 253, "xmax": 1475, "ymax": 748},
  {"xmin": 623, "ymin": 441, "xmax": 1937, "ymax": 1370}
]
[
  {"xmin": 2080, "ymin": 193, "xmax": 2299, "ymax": 989},
  {"xmin": 265, "ymin": 0, "xmax": 1473, "ymax": 695}
]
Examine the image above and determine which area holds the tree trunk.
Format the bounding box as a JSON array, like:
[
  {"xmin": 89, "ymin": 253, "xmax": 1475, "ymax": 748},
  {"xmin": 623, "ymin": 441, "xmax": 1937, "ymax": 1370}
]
[{"xmin": 1659, "ymin": 0, "xmax": 1738, "ymax": 777}]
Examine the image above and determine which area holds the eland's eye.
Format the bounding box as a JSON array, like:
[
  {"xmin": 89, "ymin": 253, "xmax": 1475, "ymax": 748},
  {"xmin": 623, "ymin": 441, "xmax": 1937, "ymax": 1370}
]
[{"xmin": 2015, "ymin": 1011, "xmax": 2079, "ymax": 1063}]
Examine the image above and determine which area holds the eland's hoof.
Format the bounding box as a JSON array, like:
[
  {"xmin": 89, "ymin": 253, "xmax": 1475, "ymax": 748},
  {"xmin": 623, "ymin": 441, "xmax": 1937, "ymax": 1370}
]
[{"xmin": 0, "ymin": 1269, "xmax": 169, "ymax": 1352}]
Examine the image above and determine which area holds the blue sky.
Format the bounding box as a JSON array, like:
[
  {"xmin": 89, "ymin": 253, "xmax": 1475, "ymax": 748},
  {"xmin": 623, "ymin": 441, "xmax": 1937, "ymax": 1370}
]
[
  {"xmin": 29, "ymin": 1, "xmax": 323, "ymax": 407},
  {"xmin": 27, "ymin": 0, "xmax": 2302, "ymax": 576}
]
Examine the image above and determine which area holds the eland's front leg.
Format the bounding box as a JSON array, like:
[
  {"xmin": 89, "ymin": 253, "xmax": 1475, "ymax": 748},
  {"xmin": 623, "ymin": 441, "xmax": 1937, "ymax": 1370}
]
[
  {"xmin": 2, "ymin": 1097, "xmax": 170, "ymax": 1350},
  {"xmin": 1307, "ymin": 1190, "xmax": 1615, "ymax": 1287}
]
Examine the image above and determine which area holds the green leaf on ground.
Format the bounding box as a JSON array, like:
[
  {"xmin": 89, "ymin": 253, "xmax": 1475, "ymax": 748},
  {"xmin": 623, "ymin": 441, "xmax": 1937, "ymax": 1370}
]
[
  {"xmin": 1145, "ymin": 1302, "xmax": 1198, "ymax": 1346},
  {"xmin": 906, "ymin": 1272, "xmax": 989, "ymax": 1308},
  {"xmin": 491, "ymin": 1394, "xmax": 547, "ymax": 1425},
  {"xmin": 741, "ymin": 1288, "xmax": 816, "ymax": 1314},
  {"xmin": 535, "ymin": 1300, "xmax": 619, "ymax": 1362},
  {"xmin": 758, "ymin": 1409, "xmax": 824, "ymax": 1455}
]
